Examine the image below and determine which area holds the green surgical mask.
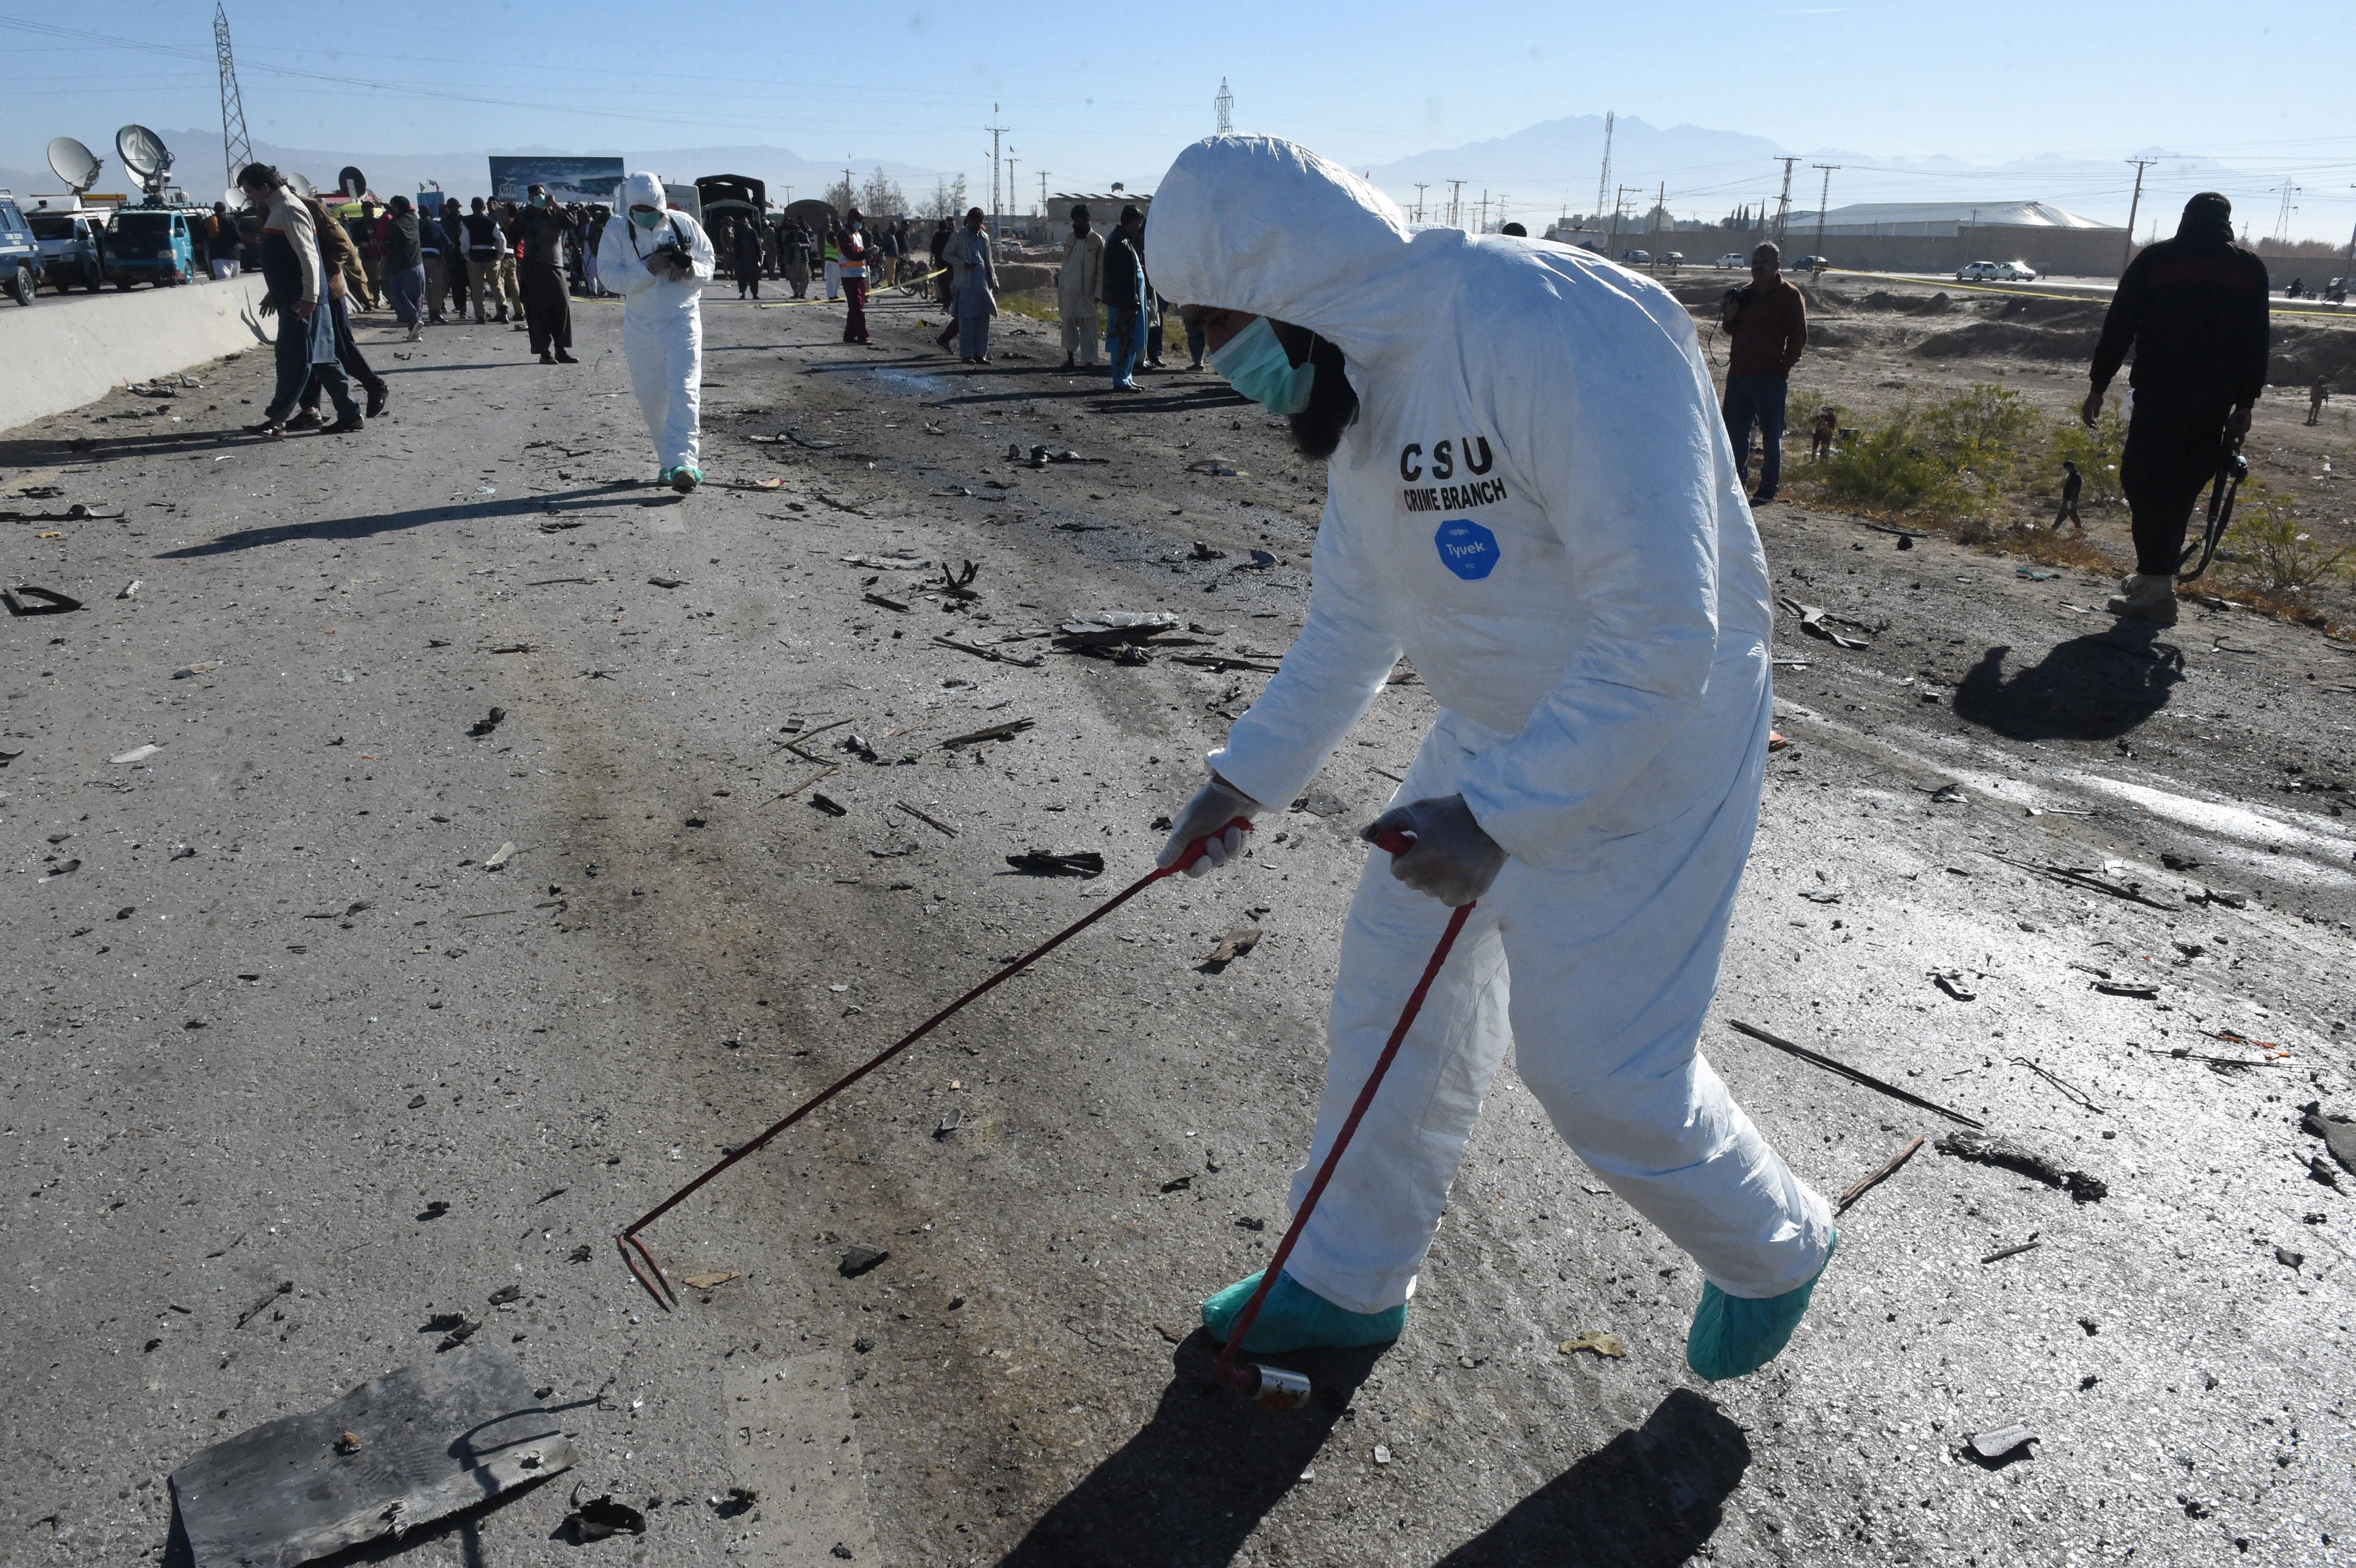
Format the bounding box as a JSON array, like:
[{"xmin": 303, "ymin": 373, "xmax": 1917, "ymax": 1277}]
[
  {"xmin": 630, "ymin": 208, "xmax": 664, "ymax": 230},
  {"xmin": 1207, "ymin": 316, "xmax": 1314, "ymax": 415}
]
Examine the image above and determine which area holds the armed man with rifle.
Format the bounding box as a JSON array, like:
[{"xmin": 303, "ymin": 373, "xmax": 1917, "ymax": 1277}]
[{"xmin": 2082, "ymin": 191, "xmax": 2271, "ymax": 626}]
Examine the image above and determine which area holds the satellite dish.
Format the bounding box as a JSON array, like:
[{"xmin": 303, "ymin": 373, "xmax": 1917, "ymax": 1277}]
[
  {"xmin": 116, "ymin": 124, "xmax": 171, "ymax": 183},
  {"xmin": 221, "ymin": 186, "xmax": 244, "ymax": 212},
  {"xmin": 338, "ymin": 165, "xmax": 367, "ymax": 198},
  {"xmin": 46, "ymin": 137, "xmax": 102, "ymax": 196},
  {"xmin": 285, "ymin": 171, "xmax": 317, "ymax": 199}
]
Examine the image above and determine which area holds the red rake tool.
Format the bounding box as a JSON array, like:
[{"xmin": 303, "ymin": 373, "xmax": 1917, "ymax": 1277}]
[
  {"xmin": 1208, "ymin": 827, "xmax": 1474, "ymax": 1410},
  {"xmin": 617, "ymin": 818, "xmax": 1253, "ymax": 1307}
]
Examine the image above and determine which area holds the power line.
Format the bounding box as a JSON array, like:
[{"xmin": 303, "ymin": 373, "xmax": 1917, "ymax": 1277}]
[{"xmin": 1809, "ymin": 163, "xmax": 1840, "ymax": 256}]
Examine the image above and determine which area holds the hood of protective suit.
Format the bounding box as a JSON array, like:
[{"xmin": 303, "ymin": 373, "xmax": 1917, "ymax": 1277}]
[
  {"xmin": 620, "ymin": 171, "xmax": 667, "ymax": 212},
  {"xmin": 1145, "ymin": 135, "xmax": 1439, "ymax": 366}
]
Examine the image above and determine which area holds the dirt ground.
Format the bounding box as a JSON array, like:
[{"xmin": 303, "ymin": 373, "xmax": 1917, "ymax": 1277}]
[{"xmin": 3, "ymin": 272, "xmax": 2353, "ymax": 1568}]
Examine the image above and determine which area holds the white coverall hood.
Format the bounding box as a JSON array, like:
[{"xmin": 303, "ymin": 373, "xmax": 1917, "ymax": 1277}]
[
  {"xmin": 1145, "ymin": 135, "xmax": 1828, "ymax": 1314},
  {"xmin": 619, "ymin": 170, "xmax": 667, "ymax": 214}
]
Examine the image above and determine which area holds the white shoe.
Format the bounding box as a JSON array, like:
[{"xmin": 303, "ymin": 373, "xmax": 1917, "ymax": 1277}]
[{"xmin": 2105, "ymin": 574, "xmax": 2179, "ymax": 626}]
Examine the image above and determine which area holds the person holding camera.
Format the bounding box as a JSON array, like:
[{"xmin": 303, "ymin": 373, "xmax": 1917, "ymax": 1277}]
[
  {"xmin": 1718, "ymin": 241, "xmax": 1809, "ymax": 503},
  {"xmin": 598, "ymin": 172, "xmax": 716, "ymax": 493}
]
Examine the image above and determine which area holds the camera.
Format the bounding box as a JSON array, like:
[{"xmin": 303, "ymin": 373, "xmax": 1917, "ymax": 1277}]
[{"xmin": 648, "ymin": 241, "xmax": 690, "ymax": 274}]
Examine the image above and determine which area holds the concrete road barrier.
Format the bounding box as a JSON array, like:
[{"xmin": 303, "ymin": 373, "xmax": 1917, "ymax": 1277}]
[{"xmin": 0, "ymin": 275, "xmax": 273, "ymax": 431}]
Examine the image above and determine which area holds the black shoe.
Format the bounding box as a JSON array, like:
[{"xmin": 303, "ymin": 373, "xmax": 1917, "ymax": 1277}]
[
  {"xmin": 324, "ymin": 414, "xmax": 365, "ymax": 434},
  {"xmin": 364, "ymin": 388, "xmax": 388, "ymax": 418},
  {"xmin": 540, "ymin": 350, "xmax": 556, "ymax": 364},
  {"xmin": 245, "ymin": 419, "xmax": 285, "ymax": 437},
  {"xmin": 1751, "ymin": 489, "xmax": 1778, "ymax": 504},
  {"xmin": 555, "ymin": 351, "xmax": 577, "ymax": 364},
  {"xmin": 285, "ymin": 409, "xmax": 323, "ymax": 430}
]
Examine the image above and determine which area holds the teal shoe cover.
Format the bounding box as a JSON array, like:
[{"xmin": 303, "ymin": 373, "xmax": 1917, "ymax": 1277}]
[
  {"xmin": 656, "ymin": 467, "xmax": 675, "ymax": 483},
  {"xmin": 1686, "ymin": 1229, "xmax": 1838, "ymax": 1382},
  {"xmin": 1201, "ymin": 1270, "xmax": 1407, "ymax": 1353}
]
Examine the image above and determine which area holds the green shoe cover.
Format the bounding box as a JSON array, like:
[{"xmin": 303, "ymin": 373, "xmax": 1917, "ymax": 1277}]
[
  {"xmin": 656, "ymin": 468, "xmax": 675, "ymax": 483},
  {"xmin": 1201, "ymin": 1270, "xmax": 1407, "ymax": 1354},
  {"xmin": 1686, "ymin": 1229, "xmax": 1838, "ymax": 1382}
]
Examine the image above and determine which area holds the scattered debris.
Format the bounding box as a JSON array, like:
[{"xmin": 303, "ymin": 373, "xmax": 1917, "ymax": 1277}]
[
  {"xmin": 467, "ymin": 707, "xmax": 507, "ymax": 738},
  {"xmin": 863, "ymin": 590, "xmax": 912, "ymax": 613},
  {"xmin": 1004, "ymin": 849, "xmax": 1103, "ymax": 877},
  {"xmin": 1981, "ymin": 1237, "xmax": 2042, "ymax": 1264},
  {"xmin": 1186, "ymin": 456, "xmax": 1244, "ymax": 476},
  {"xmin": 170, "ymin": 1348, "xmax": 573, "ymax": 1566},
  {"xmin": 2009, "ymin": 1056, "xmax": 2105, "ymax": 1113},
  {"xmin": 1160, "ymin": 1174, "xmax": 1194, "ymax": 1194},
  {"xmin": 839, "ymin": 1245, "xmax": 889, "ymax": 1278},
  {"xmin": 1963, "ymin": 1422, "xmax": 2037, "ymax": 1464},
  {"xmin": 1155, "ymin": 1321, "xmax": 1188, "ymax": 1344},
  {"xmin": 1726, "ymin": 1020, "xmax": 1985, "ymax": 1128},
  {"xmin": 482, "ymin": 842, "xmax": 517, "ymax": 871},
  {"xmin": 432, "ymin": 1315, "xmax": 483, "ymax": 1351},
  {"xmin": 681, "ymin": 1270, "xmax": 741, "ymax": 1290},
  {"xmin": 1929, "ymin": 784, "xmax": 1965, "ymax": 804},
  {"xmin": 934, "ymin": 1107, "xmax": 964, "ymax": 1139},
  {"xmin": 2275, "ymin": 1245, "xmax": 2305, "ymax": 1271},
  {"xmin": 1991, "ymin": 854, "xmax": 2177, "ymax": 911},
  {"xmin": 110, "ymin": 743, "xmax": 162, "ymax": 764},
  {"xmin": 3, "ymin": 583, "xmax": 83, "ymax": 616},
  {"xmin": 37, "ymin": 859, "xmax": 80, "ymax": 882},
  {"xmin": 565, "ymin": 1492, "xmax": 648, "ymax": 1543},
  {"xmin": 1559, "ymin": 1331, "xmax": 1627, "ymax": 1359},
  {"xmin": 896, "ymin": 800, "xmax": 958, "ymax": 837},
  {"xmin": 1203, "ymin": 926, "xmax": 1262, "ymax": 968},
  {"xmin": 941, "ymin": 717, "xmax": 1034, "ymax": 747},
  {"xmin": 2092, "ymin": 980, "xmax": 2159, "ymax": 999},
  {"xmin": 648, "ymin": 575, "xmax": 686, "ymax": 589},
  {"xmin": 840, "ymin": 553, "xmax": 933, "ymax": 571},
  {"xmin": 118, "ymin": 578, "xmax": 142, "ymax": 599},
  {"xmin": 1935, "ymin": 1130, "xmax": 2107, "ymax": 1203},
  {"xmin": 1780, "ymin": 599, "xmax": 1873, "ymax": 649},
  {"xmin": 2016, "ymin": 566, "xmax": 2060, "ymax": 581},
  {"xmin": 935, "ymin": 633, "xmax": 1044, "ymax": 668},
  {"xmin": 2302, "ymin": 1103, "xmax": 2356, "ymax": 1175},
  {"xmin": 1931, "ymin": 970, "xmax": 1977, "ymax": 1002},
  {"xmin": 235, "ymin": 1280, "xmax": 293, "ymax": 1329},
  {"xmin": 1836, "ymin": 1135, "xmax": 1925, "ymax": 1215},
  {"xmin": 808, "ymin": 793, "xmax": 850, "ymax": 817},
  {"xmin": 172, "ymin": 661, "xmax": 220, "ymax": 679}
]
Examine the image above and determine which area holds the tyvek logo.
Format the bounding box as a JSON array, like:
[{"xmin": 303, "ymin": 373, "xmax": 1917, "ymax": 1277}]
[{"xmin": 1434, "ymin": 519, "xmax": 1500, "ymax": 581}]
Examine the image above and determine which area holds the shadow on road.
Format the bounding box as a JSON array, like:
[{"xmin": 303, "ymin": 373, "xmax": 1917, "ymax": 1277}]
[
  {"xmin": 153, "ymin": 484, "xmax": 646, "ymax": 558},
  {"xmin": 1430, "ymin": 1390, "xmax": 1750, "ymax": 1568},
  {"xmin": 1951, "ymin": 624, "xmax": 2185, "ymax": 740},
  {"xmin": 997, "ymin": 1341, "xmax": 1746, "ymax": 1568}
]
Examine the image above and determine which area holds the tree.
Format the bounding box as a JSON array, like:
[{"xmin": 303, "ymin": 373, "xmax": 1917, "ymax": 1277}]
[
  {"xmin": 824, "ymin": 173, "xmax": 856, "ymax": 214},
  {"xmin": 859, "ymin": 167, "xmax": 908, "ymax": 219},
  {"xmin": 922, "ymin": 174, "xmax": 969, "ymax": 223}
]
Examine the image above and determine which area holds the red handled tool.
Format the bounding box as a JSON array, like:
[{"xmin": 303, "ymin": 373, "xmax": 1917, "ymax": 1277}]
[
  {"xmin": 1210, "ymin": 826, "xmax": 1475, "ymax": 1410},
  {"xmin": 617, "ymin": 818, "xmax": 1253, "ymax": 1307}
]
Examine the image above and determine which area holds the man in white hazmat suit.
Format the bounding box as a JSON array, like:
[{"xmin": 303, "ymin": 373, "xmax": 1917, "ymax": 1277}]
[
  {"xmin": 598, "ymin": 172, "xmax": 716, "ymax": 493},
  {"xmin": 1149, "ymin": 135, "xmax": 1836, "ymax": 1383}
]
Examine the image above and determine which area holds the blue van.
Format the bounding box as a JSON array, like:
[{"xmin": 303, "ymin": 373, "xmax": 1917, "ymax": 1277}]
[
  {"xmin": 0, "ymin": 193, "xmax": 39, "ymax": 305},
  {"xmin": 104, "ymin": 208, "xmax": 196, "ymax": 288}
]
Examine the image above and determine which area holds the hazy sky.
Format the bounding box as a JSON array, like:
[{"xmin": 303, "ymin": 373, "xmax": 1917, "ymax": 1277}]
[{"xmin": 5, "ymin": 0, "xmax": 2351, "ymax": 241}]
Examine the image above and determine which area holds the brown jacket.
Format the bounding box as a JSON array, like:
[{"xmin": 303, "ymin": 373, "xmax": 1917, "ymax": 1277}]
[
  {"xmin": 304, "ymin": 198, "xmax": 366, "ymax": 301},
  {"xmin": 1725, "ymin": 275, "xmax": 1808, "ymax": 378}
]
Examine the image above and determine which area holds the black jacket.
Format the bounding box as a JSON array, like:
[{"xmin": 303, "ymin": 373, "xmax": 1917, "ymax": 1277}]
[
  {"xmin": 2090, "ymin": 221, "xmax": 2270, "ymax": 404},
  {"xmin": 460, "ymin": 211, "xmax": 505, "ymax": 259},
  {"xmin": 513, "ymin": 205, "xmax": 575, "ymax": 268},
  {"xmin": 383, "ymin": 213, "xmax": 422, "ymax": 271},
  {"xmin": 1100, "ymin": 227, "xmax": 1143, "ymax": 309}
]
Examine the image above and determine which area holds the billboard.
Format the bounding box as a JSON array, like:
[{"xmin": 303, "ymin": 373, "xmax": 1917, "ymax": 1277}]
[{"xmin": 487, "ymin": 156, "xmax": 625, "ymax": 206}]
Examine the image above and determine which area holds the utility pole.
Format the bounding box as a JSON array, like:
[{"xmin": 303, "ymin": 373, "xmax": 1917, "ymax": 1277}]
[
  {"xmin": 2120, "ymin": 157, "xmax": 2157, "ymax": 274},
  {"xmin": 1445, "ymin": 178, "xmax": 1465, "ymax": 228},
  {"xmin": 1810, "ymin": 164, "xmax": 1840, "ymax": 258},
  {"xmin": 1475, "ymin": 191, "xmax": 1489, "ymax": 232},
  {"xmin": 842, "ymin": 163, "xmax": 854, "ymax": 210},
  {"xmin": 1651, "ymin": 180, "xmax": 1666, "ymax": 254},
  {"xmin": 1214, "ymin": 77, "xmax": 1233, "ymax": 134},
  {"xmin": 1412, "ymin": 182, "xmax": 1428, "ymax": 223},
  {"xmin": 1593, "ymin": 110, "xmax": 1614, "ymax": 221},
  {"xmin": 1006, "ymin": 148, "xmax": 1018, "ymax": 224},
  {"xmin": 213, "ymin": 2, "xmax": 251, "ymax": 193},
  {"xmin": 1038, "ymin": 171, "xmax": 1049, "ymax": 220},
  {"xmin": 1496, "ymin": 193, "xmax": 1510, "ymax": 232},
  {"xmin": 1606, "ymin": 184, "xmax": 1630, "ymax": 255},
  {"xmin": 985, "ymin": 106, "xmax": 1008, "ymax": 229},
  {"xmin": 1771, "ymin": 155, "xmax": 1801, "ymax": 242}
]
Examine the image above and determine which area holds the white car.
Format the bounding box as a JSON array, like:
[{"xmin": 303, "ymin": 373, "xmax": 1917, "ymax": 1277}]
[
  {"xmin": 1717, "ymin": 252, "xmax": 1747, "ymax": 268},
  {"xmin": 1957, "ymin": 259, "xmax": 2037, "ymax": 282}
]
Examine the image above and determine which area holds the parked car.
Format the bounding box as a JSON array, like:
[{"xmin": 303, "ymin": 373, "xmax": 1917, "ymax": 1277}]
[
  {"xmin": 103, "ymin": 208, "xmax": 195, "ymax": 289},
  {"xmin": 1657, "ymin": 250, "xmax": 1684, "ymax": 270},
  {"xmin": 1619, "ymin": 249, "xmax": 1651, "ymax": 266},
  {"xmin": 1717, "ymin": 251, "xmax": 1748, "ymax": 268},
  {"xmin": 30, "ymin": 209, "xmax": 106, "ymax": 293},
  {"xmin": 0, "ymin": 193, "xmax": 40, "ymax": 306},
  {"xmin": 1957, "ymin": 259, "xmax": 2036, "ymax": 282},
  {"xmin": 1793, "ymin": 254, "xmax": 1831, "ymax": 273}
]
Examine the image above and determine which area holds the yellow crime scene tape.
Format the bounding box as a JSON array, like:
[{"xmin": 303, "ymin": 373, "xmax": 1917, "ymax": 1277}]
[{"xmin": 751, "ymin": 267, "xmax": 947, "ymax": 309}]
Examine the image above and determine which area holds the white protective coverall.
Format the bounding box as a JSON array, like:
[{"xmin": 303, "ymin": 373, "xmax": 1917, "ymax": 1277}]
[
  {"xmin": 1146, "ymin": 135, "xmax": 1833, "ymax": 1313},
  {"xmin": 597, "ymin": 172, "xmax": 716, "ymax": 473}
]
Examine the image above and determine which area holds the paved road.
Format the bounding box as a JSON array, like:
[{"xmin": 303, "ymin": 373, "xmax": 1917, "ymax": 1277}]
[{"xmin": 3, "ymin": 281, "xmax": 2353, "ymax": 1566}]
